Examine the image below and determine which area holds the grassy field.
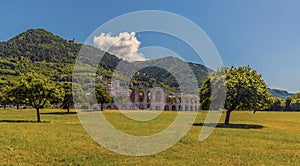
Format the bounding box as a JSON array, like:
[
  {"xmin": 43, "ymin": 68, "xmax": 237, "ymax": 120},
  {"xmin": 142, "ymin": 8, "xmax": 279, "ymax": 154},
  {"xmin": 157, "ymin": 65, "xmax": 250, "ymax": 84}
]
[{"xmin": 0, "ymin": 108, "xmax": 299, "ymax": 165}]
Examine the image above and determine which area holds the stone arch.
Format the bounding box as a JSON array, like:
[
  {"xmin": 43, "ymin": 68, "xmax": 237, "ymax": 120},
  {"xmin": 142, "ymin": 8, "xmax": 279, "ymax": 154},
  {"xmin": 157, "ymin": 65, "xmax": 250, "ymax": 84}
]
[
  {"xmin": 150, "ymin": 88, "xmax": 165, "ymax": 111},
  {"xmin": 164, "ymin": 105, "xmax": 170, "ymax": 111},
  {"xmin": 171, "ymin": 105, "xmax": 176, "ymax": 111},
  {"xmin": 185, "ymin": 105, "xmax": 189, "ymax": 111}
]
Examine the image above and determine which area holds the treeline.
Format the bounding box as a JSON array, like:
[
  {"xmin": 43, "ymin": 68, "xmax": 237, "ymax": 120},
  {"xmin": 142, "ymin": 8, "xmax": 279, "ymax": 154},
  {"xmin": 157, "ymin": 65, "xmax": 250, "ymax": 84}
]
[
  {"xmin": 1, "ymin": 64, "xmax": 298, "ymax": 125},
  {"xmin": 0, "ymin": 68, "xmax": 112, "ymax": 122},
  {"xmin": 268, "ymin": 94, "xmax": 300, "ymax": 111}
]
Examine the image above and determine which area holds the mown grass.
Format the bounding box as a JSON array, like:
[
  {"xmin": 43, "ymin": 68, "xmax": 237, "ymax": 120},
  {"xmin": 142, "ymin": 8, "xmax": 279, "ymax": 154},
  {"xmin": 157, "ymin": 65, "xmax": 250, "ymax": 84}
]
[{"xmin": 0, "ymin": 108, "xmax": 299, "ymax": 165}]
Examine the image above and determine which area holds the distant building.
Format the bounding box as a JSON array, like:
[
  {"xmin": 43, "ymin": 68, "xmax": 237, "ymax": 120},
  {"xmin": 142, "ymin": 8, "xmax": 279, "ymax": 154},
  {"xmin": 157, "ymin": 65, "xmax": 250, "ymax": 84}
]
[{"xmin": 100, "ymin": 80, "xmax": 200, "ymax": 111}]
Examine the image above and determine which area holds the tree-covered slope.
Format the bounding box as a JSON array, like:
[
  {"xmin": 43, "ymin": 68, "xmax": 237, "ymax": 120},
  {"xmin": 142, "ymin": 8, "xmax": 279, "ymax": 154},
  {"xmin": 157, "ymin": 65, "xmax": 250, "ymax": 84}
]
[
  {"xmin": 0, "ymin": 29, "xmax": 81, "ymax": 63},
  {"xmin": 0, "ymin": 28, "xmax": 210, "ymax": 90},
  {"xmin": 133, "ymin": 57, "xmax": 210, "ymax": 88}
]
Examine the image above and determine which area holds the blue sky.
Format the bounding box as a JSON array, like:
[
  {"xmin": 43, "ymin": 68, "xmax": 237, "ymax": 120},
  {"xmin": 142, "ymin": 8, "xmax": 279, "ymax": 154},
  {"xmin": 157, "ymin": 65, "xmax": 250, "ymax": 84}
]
[{"xmin": 1, "ymin": 0, "xmax": 300, "ymax": 92}]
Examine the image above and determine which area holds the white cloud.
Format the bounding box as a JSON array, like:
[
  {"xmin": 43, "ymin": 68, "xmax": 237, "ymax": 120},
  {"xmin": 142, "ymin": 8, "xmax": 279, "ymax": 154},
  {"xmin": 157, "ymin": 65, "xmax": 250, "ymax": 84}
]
[{"xmin": 93, "ymin": 32, "xmax": 146, "ymax": 62}]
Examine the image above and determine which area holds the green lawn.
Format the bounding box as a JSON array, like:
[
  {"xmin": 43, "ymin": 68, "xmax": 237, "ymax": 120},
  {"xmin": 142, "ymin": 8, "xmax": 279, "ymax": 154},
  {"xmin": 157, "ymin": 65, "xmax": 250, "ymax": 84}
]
[{"xmin": 0, "ymin": 109, "xmax": 299, "ymax": 165}]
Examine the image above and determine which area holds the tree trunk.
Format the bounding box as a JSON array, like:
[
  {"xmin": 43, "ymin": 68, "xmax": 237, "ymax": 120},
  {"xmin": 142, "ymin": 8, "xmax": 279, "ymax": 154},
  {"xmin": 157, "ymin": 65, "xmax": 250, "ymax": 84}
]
[
  {"xmin": 36, "ymin": 107, "xmax": 41, "ymax": 123},
  {"xmin": 225, "ymin": 110, "xmax": 232, "ymax": 125},
  {"xmin": 101, "ymin": 102, "xmax": 104, "ymax": 111},
  {"xmin": 17, "ymin": 104, "xmax": 19, "ymax": 110},
  {"xmin": 67, "ymin": 107, "xmax": 70, "ymax": 114}
]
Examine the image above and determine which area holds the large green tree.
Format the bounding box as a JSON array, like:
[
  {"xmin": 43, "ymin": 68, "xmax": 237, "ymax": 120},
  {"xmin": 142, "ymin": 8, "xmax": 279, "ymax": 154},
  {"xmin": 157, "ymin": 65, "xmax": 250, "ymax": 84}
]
[
  {"xmin": 95, "ymin": 84, "xmax": 112, "ymax": 111},
  {"xmin": 12, "ymin": 72, "xmax": 64, "ymax": 122},
  {"xmin": 200, "ymin": 66, "xmax": 271, "ymax": 124}
]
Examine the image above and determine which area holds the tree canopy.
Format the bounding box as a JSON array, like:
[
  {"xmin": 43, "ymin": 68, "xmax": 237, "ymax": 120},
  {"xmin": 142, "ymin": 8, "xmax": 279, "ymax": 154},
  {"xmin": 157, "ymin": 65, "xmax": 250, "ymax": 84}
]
[
  {"xmin": 11, "ymin": 72, "xmax": 64, "ymax": 122},
  {"xmin": 200, "ymin": 66, "xmax": 271, "ymax": 124}
]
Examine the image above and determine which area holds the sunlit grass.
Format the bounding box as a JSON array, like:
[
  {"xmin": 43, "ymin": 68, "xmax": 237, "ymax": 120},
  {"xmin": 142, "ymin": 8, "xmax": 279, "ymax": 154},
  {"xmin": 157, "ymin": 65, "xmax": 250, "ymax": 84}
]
[{"xmin": 0, "ymin": 108, "xmax": 299, "ymax": 165}]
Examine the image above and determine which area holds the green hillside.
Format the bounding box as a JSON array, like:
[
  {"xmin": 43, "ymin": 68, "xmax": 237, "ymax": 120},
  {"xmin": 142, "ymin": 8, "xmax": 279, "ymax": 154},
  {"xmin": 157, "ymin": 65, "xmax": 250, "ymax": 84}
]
[
  {"xmin": 0, "ymin": 29, "xmax": 209, "ymax": 91},
  {"xmin": 0, "ymin": 29, "xmax": 80, "ymax": 63}
]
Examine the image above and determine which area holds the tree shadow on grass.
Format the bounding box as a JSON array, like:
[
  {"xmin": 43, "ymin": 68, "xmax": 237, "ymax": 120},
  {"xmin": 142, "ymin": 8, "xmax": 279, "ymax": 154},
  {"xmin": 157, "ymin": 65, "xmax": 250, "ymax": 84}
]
[
  {"xmin": 193, "ymin": 123, "xmax": 264, "ymax": 129},
  {"xmin": 0, "ymin": 120, "xmax": 49, "ymax": 123},
  {"xmin": 41, "ymin": 112, "xmax": 77, "ymax": 115}
]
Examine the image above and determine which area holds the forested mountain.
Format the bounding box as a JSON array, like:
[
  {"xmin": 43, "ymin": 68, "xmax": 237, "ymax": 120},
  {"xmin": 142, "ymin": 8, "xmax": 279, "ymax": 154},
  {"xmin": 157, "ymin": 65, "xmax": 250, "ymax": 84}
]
[
  {"xmin": 268, "ymin": 88, "xmax": 294, "ymax": 99},
  {"xmin": 0, "ymin": 29, "xmax": 210, "ymax": 91},
  {"xmin": 133, "ymin": 56, "xmax": 210, "ymax": 89},
  {"xmin": 0, "ymin": 29, "xmax": 80, "ymax": 63}
]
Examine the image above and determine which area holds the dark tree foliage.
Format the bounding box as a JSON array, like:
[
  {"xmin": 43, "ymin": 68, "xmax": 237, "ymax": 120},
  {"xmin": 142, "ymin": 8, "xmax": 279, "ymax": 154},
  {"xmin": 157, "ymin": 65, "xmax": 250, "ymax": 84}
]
[
  {"xmin": 95, "ymin": 84, "xmax": 112, "ymax": 111},
  {"xmin": 267, "ymin": 97, "xmax": 285, "ymax": 111},
  {"xmin": 60, "ymin": 82, "xmax": 73, "ymax": 113},
  {"xmin": 285, "ymin": 93, "xmax": 300, "ymax": 111}
]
